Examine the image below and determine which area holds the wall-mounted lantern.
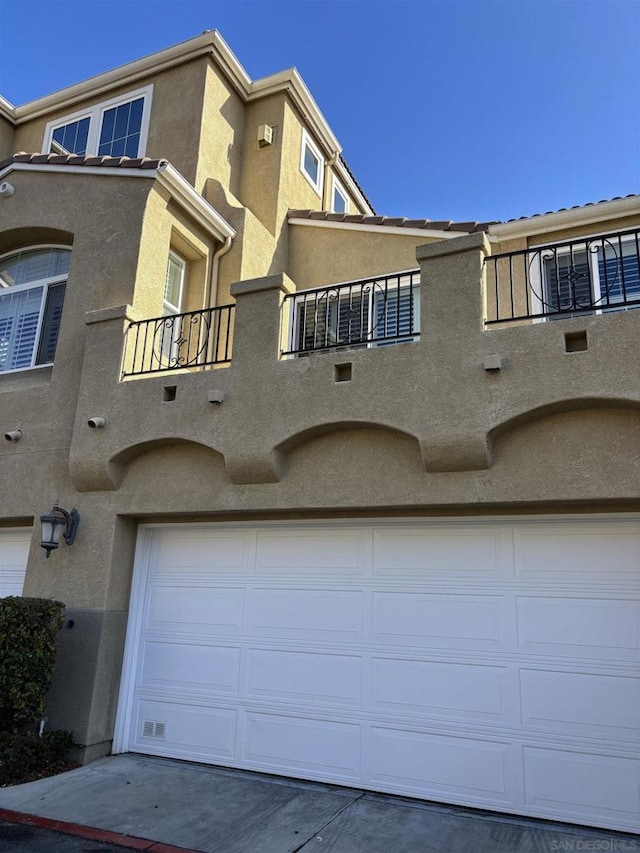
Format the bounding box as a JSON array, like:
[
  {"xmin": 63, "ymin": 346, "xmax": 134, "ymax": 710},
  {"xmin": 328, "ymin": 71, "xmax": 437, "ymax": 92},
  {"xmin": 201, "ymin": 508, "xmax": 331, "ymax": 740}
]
[{"xmin": 40, "ymin": 502, "xmax": 79, "ymax": 558}]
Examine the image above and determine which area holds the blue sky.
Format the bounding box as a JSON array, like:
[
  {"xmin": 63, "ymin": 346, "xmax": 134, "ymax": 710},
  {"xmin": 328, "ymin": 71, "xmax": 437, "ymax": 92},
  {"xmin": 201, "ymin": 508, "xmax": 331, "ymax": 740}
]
[{"xmin": 1, "ymin": 1, "xmax": 638, "ymax": 222}]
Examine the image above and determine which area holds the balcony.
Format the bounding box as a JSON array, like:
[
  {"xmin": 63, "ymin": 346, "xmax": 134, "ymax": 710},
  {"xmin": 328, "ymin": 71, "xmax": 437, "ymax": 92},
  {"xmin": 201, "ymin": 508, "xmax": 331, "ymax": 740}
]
[
  {"xmin": 485, "ymin": 228, "xmax": 640, "ymax": 325},
  {"xmin": 282, "ymin": 270, "xmax": 420, "ymax": 356},
  {"xmin": 122, "ymin": 304, "xmax": 234, "ymax": 377}
]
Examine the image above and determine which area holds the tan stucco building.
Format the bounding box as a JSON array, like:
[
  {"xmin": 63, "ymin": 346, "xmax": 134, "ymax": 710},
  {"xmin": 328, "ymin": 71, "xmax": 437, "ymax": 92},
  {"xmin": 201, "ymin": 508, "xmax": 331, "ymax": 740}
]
[{"xmin": 0, "ymin": 32, "xmax": 638, "ymax": 834}]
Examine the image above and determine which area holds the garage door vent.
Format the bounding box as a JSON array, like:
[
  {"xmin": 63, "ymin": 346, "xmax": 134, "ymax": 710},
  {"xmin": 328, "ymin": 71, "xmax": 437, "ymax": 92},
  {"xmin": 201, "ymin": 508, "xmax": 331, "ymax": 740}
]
[{"xmin": 142, "ymin": 720, "xmax": 166, "ymax": 739}]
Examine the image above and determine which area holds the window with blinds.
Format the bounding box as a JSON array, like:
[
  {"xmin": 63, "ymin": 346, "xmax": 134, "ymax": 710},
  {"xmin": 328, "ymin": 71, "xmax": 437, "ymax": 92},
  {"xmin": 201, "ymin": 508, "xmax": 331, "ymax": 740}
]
[
  {"xmin": 542, "ymin": 237, "xmax": 640, "ymax": 314},
  {"xmin": 0, "ymin": 247, "xmax": 70, "ymax": 372}
]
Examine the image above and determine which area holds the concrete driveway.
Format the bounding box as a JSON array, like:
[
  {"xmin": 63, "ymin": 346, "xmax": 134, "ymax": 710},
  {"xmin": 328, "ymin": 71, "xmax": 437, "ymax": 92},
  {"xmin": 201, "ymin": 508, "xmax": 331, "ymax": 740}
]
[{"xmin": 0, "ymin": 755, "xmax": 637, "ymax": 853}]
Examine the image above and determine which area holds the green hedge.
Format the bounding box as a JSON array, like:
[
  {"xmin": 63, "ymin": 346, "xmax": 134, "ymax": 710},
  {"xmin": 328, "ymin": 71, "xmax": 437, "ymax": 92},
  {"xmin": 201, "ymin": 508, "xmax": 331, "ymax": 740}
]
[
  {"xmin": 0, "ymin": 597, "xmax": 66, "ymax": 733},
  {"xmin": 0, "ymin": 597, "xmax": 73, "ymax": 784},
  {"xmin": 0, "ymin": 729, "xmax": 73, "ymax": 785}
]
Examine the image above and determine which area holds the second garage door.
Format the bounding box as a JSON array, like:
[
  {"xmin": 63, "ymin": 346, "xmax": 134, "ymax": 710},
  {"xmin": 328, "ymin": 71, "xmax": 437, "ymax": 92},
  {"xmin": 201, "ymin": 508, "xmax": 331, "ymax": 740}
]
[
  {"xmin": 115, "ymin": 519, "xmax": 640, "ymax": 833},
  {"xmin": 0, "ymin": 529, "xmax": 31, "ymax": 597}
]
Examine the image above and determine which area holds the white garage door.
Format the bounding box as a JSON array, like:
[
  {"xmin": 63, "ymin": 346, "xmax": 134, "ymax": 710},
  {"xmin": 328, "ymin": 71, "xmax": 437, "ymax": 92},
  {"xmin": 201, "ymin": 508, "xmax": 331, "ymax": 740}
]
[
  {"xmin": 115, "ymin": 519, "xmax": 640, "ymax": 833},
  {"xmin": 0, "ymin": 529, "xmax": 31, "ymax": 597}
]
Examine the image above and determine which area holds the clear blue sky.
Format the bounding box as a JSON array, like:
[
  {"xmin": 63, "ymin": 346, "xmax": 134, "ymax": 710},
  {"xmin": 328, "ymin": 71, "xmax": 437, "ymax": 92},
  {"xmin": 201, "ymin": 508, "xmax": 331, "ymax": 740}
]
[{"xmin": 1, "ymin": 1, "xmax": 638, "ymax": 222}]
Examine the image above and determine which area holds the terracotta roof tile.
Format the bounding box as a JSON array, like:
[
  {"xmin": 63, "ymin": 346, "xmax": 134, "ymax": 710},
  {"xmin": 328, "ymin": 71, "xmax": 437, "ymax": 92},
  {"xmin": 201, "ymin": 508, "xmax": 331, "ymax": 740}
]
[
  {"xmin": 287, "ymin": 210, "xmax": 497, "ymax": 234},
  {"xmin": 504, "ymin": 194, "xmax": 640, "ymax": 222},
  {"xmin": 0, "ymin": 152, "xmax": 168, "ymax": 171}
]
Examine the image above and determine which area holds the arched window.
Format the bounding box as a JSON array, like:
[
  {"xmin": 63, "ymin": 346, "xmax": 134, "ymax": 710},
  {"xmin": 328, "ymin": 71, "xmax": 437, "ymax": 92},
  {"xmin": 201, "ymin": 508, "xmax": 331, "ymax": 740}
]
[{"xmin": 0, "ymin": 247, "xmax": 71, "ymax": 372}]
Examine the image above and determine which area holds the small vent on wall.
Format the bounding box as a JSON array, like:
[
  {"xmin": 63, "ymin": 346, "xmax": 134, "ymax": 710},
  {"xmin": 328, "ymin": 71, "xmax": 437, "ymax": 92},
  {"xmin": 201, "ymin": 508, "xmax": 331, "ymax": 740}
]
[{"xmin": 142, "ymin": 720, "xmax": 166, "ymax": 739}]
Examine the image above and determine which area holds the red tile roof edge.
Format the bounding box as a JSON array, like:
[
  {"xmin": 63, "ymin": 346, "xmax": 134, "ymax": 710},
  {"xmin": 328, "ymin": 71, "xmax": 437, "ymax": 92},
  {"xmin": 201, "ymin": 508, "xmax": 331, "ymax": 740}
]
[
  {"xmin": 0, "ymin": 152, "xmax": 168, "ymax": 171},
  {"xmin": 287, "ymin": 209, "xmax": 496, "ymax": 234}
]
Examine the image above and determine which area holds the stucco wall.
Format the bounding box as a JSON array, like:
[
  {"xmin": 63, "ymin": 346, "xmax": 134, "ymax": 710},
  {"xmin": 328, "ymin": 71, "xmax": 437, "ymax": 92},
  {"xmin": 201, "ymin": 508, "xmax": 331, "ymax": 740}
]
[
  {"xmin": 0, "ymin": 113, "xmax": 14, "ymax": 160},
  {"xmin": 13, "ymin": 58, "xmax": 210, "ymax": 185},
  {"xmin": 194, "ymin": 60, "xmax": 245, "ymax": 197},
  {"xmin": 0, "ymin": 168, "xmax": 225, "ymax": 757},
  {"xmin": 3, "ymin": 166, "xmax": 640, "ymax": 761},
  {"xmin": 288, "ymin": 223, "xmax": 440, "ymax": 288}
]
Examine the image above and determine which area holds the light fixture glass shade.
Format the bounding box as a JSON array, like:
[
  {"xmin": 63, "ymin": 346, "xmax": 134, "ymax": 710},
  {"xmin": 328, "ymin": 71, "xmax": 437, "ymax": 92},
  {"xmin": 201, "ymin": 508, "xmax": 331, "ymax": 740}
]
[{"xmin": 40, "ymin": 502, "xmax": 77, "ymax": 557}]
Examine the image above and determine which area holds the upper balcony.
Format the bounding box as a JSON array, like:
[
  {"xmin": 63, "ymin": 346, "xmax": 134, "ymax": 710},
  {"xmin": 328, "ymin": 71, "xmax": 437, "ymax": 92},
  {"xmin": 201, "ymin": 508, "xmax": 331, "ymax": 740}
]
[
  {"xmin": 66, "ymin": 226, "xmax": 640, "ymax": 492},
  {"xmin": 120, "ymin": 269, "xmax": 421, "ymax": 377},
  {"xmin": 118, "ymin": 227, "xmax": 640, "ymax": 383},
  {"xmin": 122, "ymin": 304, "xmax": 235, "ymax": 378}
]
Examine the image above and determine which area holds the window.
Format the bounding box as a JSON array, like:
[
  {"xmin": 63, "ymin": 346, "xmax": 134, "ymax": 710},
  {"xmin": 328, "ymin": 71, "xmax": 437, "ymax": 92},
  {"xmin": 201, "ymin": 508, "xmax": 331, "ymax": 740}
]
[
  {"xmin": 300, "ymin": 130, "xmax": 324, "ymax": 195},
  {"xmin": 0, "ymin": 247, "xmax": 70, "ymax": 372},
  {"xmin": 44, "ymin": 86, "xmax": 153, "ymax": 158},
  {"xmin": 537, "ymin": 234, "xmax": 640, "ymax": 315},
  {"xmin": 291, "ymin": 273, "xmax": 420, "ymax": 353},
  {"xmin": 160, "ymin": 252, "xmax": 185, "ymax": 363},
  {"xmin": 331, "ymin": 177, "xmax": 349, "ymax": 214}
]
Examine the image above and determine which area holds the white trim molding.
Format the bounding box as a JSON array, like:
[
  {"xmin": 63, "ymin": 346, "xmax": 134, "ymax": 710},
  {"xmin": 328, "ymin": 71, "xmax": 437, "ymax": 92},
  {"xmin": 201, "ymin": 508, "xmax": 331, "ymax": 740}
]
[
  {"xmin": 330, "ymin": 174, "xmax": 349, "ymax": 214},
  {"xmin": 300, "ymin": 130, "xmax": 324, "ymax": 197}
]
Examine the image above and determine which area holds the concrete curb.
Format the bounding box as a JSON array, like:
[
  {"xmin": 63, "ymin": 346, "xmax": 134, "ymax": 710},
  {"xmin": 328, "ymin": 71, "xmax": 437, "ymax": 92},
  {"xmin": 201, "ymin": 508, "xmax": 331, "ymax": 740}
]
[{"xmin": 0, "ymin": 807, "xmax": 202, "ymax": 853}]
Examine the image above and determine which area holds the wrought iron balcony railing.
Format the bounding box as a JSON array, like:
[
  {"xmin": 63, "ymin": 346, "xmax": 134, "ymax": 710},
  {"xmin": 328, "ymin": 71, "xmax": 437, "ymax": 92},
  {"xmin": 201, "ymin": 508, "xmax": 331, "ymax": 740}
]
[
  {"xmin": 282, "ymin": 270, "xmax": 420, "ymax": 356},
  {"xmin": 485, "ymin": 228, "xmax": 640, "ymax": 325},
  {"xmin": 122, "ymin": 304, "xmax": 234, "ymax": 377}
]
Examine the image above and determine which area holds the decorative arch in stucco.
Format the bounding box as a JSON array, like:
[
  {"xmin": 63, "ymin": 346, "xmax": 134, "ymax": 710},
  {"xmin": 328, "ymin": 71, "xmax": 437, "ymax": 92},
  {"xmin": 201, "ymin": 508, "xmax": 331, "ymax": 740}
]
[
  {"xmin": 0, "ymin": 226, "xmax": 74, "ymax": 257},
  {"xmin": 275, "ymin": 420, "xmax": 423, "ymax": 457},
  {"xmin": 488, "ymin": 396, "xmax": 640, "ymax": 446},
  {"xmin": 71, "ymin": 436, "xmax": 225, "ymax": 492}
]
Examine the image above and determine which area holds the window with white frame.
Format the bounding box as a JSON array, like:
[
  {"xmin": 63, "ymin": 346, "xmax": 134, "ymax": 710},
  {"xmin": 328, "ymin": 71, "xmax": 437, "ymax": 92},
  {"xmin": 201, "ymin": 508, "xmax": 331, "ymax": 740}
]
[
  {"xmin": 300, "ymin": 130, "xmax": 324, "ymax": 195},
  {"xmin": 0, "ymin": 247, "xmax": 70, "ymax": 372},
  {"xmin": 331, "ymin": 176, "xmax": 349, "ymax": 214},
  {"xmin": 160, "ymin": 252, "xmax": 185, "ymax": 363},
  {"xmin": 44, "ymin": 86, "xmax": 153, "ymax": 158}
]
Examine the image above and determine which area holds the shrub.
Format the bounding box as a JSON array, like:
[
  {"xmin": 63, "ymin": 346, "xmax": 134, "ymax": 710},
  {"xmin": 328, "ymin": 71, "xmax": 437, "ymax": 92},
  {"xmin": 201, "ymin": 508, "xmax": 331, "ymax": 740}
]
[
  {"xmin": 0, "ymin": 597, "xmax": 66, "ymax": 733},
  {"xmin": 0, "ymin": 729, "xmax": 74, "ymax": 786},
  {"xmin": 0, "ymin": 597, "xmax": 73, "ymax": 785}
]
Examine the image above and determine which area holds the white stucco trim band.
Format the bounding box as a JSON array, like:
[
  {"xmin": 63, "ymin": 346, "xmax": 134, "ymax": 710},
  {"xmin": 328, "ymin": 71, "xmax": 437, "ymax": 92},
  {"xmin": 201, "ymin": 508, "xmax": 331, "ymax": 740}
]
[{"xmin": 288, "ymin": 217, "xmax": 467, "ymax": 240}]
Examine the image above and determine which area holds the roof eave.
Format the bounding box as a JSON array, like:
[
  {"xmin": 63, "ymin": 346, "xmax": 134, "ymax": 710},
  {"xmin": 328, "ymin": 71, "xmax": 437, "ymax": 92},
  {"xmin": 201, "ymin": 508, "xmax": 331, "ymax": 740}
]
[
  {"xmin": 489, "ymin": 195, "xmax": 640, "ymax": 240},
  {"xmin": 12, "ymin": 31, "xmax": 252, "ymax": 123},
  {"xmin": 0, "ymin": 158, "xmax": 236, "ymax": 244}
]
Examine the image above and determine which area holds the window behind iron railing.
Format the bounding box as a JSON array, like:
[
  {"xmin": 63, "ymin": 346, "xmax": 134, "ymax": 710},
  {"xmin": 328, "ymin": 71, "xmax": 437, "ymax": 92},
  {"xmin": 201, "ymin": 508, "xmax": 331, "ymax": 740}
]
[
  {"xmin": 485, "ymin": 229, "xmax": 640, "ymax": 325},
  {"xmin": 283, "ymin": 270, "xmax": 420, "ymax": 355}
]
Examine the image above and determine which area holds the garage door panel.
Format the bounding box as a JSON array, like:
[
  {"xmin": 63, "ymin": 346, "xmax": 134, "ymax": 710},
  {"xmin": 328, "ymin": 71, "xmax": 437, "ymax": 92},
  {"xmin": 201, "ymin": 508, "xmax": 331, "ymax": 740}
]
[
  {"xmin": 516, "ymin": 596, "xmax": 639, "ymax": 660},
  {"xmin": 514, "ymin": 525, "xmax": 640, "ymax": 580},
  {"xmin": 134, "ymin": 700, "xmax": 237, "ymax": 761},
  {"xmin": 151, "ymin": 531, "xmax": 251, "ymax": 575},
  {"xmin": 140, "ymin": 641, "xmax": 241, "ymax": 695},
  {"xmin": 368, "ymin": 726, "xmax": 512, "ymax": 802},
  {"xmin": 247, "ymin": 588, "xmax": 363, "ymax": 640},
  {"xmin": 372, "ymin": 592, "xmax": 505, "ymax": 650},
  {"xmin": 0, "ymin": 568, "xmax": 28, "ymax": 597},
  {"xmin": 246, "ymin": 649, "xmax": 362, "ymax": 707},
  {"xmin": 520, "ymin": 669, "xmax": 640, "ymax": 742},
  {"xmin": 0, "ymin": 531, "xmax": 30, "ymax": 597},
  {"xmin": 523, "ymin": 747, "xmax": 640, "ymax": 827},
  {"xmin": 255, "ymin": 530, "xmax": 368, "ymax": 576},
  {"xmin": 145, "ymin": 586, "xmax": 246, "ymax": 635},
  {"xmin": 373, "ymin": 529, "xmax": 501, "ymax": 577},
  {"xmin": 121, "ymin": 519, "xmax": 640, "ymax": 833},
  {"xmin": 243, "ymin": 712, "xmax": 361, "ymax": 780},
  {"xmin": 371, "ymin": 658, "xmax": 507, "ymax": 721}
]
